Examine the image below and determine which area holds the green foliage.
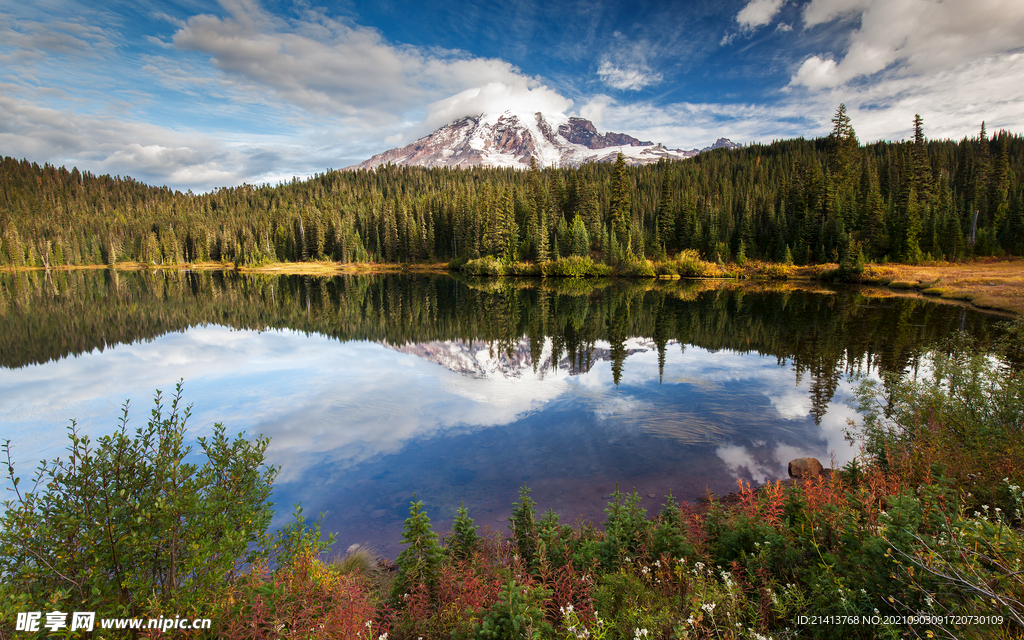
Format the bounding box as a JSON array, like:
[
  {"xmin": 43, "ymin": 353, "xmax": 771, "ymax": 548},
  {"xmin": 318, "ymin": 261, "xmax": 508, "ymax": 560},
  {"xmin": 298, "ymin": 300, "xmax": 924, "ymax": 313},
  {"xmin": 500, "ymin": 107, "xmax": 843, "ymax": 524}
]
[
  {"xmin": 652, "ymin": 493, "xmax": 694, "ymax": 561},
  {"xmin": 510, "ymin": 484, "xmax": 539, "ymax": 570},
  {"xmin": 853, "ymin": 332, "xmax": 1024, "ymax": 504},
  {"xmin": 471, "ymin": 579, "xmax": 553, "ymax": 640},
  {"xmin": 600, "ymin": 486, "xmax": 649, "ymax": 570},
  {"xmin": 666, "ymin": 249, "xmax": 716, "ymax": 277},
  {"xmin": 393, "ymin": 494, "xmax": 444, "ymax": 599},
  {"xmin": 0, "ymin": 382, "xmax": 276, "ymax": 618},
  {"xmin": 2, "ymin": 119, "xmax": 1024, "ymax": 270},
  {"xmin": 449, "ymin": 503, "xmax": 480, "ymax": 562},
  {"xmin": 463, "ymin": 255, "xmax": 509, "ymax": 276},
  {"xmin": 568, "ymin": 214, "xmax": 590, "ymax": 257},
  {"xmin": 266, "ymin": 504, "xmax": 336, "ymax": 571},
  {"xmin": 540, "ymin": 255, "xmax": 611, "ymax": 277}
]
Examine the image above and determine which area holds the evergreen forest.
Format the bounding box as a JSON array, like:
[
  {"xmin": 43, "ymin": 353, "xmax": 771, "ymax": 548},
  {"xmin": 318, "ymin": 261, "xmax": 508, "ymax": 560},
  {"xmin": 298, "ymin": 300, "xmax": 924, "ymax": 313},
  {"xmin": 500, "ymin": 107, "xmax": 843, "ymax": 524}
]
[{"xmin": 2, "ymin": 110, "xmax": 1023, "ymax": 270}]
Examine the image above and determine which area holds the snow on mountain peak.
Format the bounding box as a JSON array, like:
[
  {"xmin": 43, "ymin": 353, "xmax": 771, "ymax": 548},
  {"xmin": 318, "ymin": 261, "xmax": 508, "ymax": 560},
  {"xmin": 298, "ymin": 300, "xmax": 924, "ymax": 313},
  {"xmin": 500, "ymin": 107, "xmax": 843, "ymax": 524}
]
[{"xmin": 350, "ymin": 112, "xmax": 739, "ymax": 171}]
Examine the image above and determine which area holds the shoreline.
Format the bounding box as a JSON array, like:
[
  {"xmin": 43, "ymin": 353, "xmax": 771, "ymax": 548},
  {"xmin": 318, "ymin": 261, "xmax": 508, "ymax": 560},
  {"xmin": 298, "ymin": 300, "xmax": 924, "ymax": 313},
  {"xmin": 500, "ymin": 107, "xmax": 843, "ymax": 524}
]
[{"xmin": 3, "ymin": 257, "xmax": 1022, "ymax": 315}]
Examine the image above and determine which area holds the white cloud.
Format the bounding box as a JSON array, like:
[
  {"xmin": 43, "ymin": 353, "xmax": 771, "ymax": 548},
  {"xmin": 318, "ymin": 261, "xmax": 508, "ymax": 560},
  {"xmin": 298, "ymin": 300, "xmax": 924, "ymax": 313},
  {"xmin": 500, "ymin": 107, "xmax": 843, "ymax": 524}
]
[
  {"xmin": 595, "ymin": 35, "xmax": 664, "ymax": 91},
  {"xmin": 793, "ymin": 0, "xmax": 1024, "ymax": 88},
  {"xmin": 422, "ymin": 80, "xmax": 573, "ymax": 133},
  {"xmin": 596, "ymin": 61, "xmax": 663, "ymax": 91},
  {"xmin": 736, "ymin": 0, "xmax": 786, "ymax": 29},
  {"xmin": 170, "ymin": 0, "xmax": 570, "ymax": 129},
  {"xmin": 0, "ymin": 91, "xmax": 356, "ymax": 191}
]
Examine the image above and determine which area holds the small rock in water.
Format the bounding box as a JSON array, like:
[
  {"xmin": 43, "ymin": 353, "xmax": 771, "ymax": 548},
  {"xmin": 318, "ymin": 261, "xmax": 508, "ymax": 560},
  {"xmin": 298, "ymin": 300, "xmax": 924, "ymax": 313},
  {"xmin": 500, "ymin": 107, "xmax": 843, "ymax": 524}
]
[
  {"xmin": 647, "ymin": 493, "xmax": 656, "ymax": 499},
  {"xmin": 369, "ymin": 509, "xmax": 388, "ymax": 520},
  {"xmin": 788, "ymin": 457, "xmax": 824, "ymax": 479}
]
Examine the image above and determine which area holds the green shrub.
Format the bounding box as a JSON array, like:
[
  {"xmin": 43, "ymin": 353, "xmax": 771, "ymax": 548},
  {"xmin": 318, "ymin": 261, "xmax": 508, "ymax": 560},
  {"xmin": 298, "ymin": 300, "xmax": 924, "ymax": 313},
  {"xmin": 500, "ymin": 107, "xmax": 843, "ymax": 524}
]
[
  {"xmin": 671, "ymin": 249, "xmax": 714, "ymax": 277},
  {"xmin": 448, "ymin": 255, "xmax": 469, "ymax": 271},
  {"xmin": 448, "ymin": 503, "xmax": 480, "ymax": 562},
  {"xmin": 472, "ymin": 579, "xmax": 553, "ymax": 639},
  {"xmin": 392, "ymin": 494, "xmax": 444, "ymax": 599},
  {"xmin": 0, "ymin": 383, "xmax": 276, "ymax": 619},
  {"xmin": 541, "ymin": 255, "xmax": 610, "ymax": 277},
  {"xmin": 614, "ymin": 257, "xmax": 656, "ymax": 277},
  {"xmin": 462, "ymin": 256, "xmax": 509, "ymax": 276}
]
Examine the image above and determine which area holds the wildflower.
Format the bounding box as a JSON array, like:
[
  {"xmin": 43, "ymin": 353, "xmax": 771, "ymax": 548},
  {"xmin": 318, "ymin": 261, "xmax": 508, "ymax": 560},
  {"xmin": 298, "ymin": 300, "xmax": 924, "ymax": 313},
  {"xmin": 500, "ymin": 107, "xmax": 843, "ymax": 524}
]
[{"xmin": 701, "ymin": 602, "xmax": 716, "ymax": 614}]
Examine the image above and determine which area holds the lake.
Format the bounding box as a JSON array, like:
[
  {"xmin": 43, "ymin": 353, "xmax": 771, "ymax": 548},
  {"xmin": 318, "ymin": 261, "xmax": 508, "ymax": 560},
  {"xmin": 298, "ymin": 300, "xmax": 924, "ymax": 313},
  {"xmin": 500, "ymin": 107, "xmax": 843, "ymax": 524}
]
[{"xmin": 0, "ymin": 269, "xmax": 1006, "ymax": 556}]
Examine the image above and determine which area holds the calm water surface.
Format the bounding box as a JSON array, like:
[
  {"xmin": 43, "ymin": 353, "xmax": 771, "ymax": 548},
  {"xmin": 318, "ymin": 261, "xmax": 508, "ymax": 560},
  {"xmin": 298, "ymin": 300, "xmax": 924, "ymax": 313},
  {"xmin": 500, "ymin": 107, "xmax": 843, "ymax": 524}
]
[{"xmin": 0, "ymin": 270, "xmax": 1005, "ymax": 556}]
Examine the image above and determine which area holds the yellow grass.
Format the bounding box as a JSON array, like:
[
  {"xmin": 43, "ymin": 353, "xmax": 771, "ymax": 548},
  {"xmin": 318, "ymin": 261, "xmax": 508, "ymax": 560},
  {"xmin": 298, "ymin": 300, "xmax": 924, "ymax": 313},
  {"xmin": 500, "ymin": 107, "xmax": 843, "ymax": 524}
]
[{"xmin": 4, "ymin": 257, "xmax": 1022, "ymax": 314}]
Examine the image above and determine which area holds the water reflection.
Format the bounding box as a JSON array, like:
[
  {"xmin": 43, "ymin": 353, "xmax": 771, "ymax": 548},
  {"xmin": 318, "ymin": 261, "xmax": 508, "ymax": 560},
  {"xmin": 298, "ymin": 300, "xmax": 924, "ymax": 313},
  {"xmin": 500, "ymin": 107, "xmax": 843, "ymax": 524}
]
[{"xmin": 0, "ymin": 270, "xmax": 1004, "ymax": 555}]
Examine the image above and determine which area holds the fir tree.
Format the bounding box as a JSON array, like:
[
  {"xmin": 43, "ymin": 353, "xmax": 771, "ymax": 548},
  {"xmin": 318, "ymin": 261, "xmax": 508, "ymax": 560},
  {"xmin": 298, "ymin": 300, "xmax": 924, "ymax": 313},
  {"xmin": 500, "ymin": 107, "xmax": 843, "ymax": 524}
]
[
  {"xmin": 609, "ymin": 152, "xmax": 631, "ymax": 245},
  {"xmin": 509, "ymin": 483, "xmax": 538, "ymax": 570},
  {"xmin": 569, "ymin": 214, "xmax": 589, "ymax": 256},
  {"xmin": 448, "ymin": 502, "xmax": 479, "ymax": 561},
  {"xmin": 393, "ymin": 494, "xmax": 443, "ymax": 599}
]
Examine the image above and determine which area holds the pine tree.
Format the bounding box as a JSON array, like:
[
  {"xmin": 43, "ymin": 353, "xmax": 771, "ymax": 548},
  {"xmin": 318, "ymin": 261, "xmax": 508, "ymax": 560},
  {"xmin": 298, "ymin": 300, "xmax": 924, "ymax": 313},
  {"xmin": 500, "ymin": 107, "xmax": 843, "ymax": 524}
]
[
  {"xmin": 393, "ymin": 494, "xmax": 443, "ymax": 599},
  {"xmin": 911, "ymin": 114, "xmax": 933, "ymax": 202},
  {"xmin": 509, "ymin": 484, "xmax": 538, "ymax": 570},
  {"xmin": 569, "ymin": 214, "xmax": 589, "ymax": 257},
  {"xmin": 609, "ymin": 152, "xmax": 631, "ymax": 245},
  {"xmin": 448, "ymin": 503, "xmax": 479, "ymax": 561},
  {"xmin": 656, "ymin": 172, "xmax": 675, "ymax": 249},
  {"xmin": 829, "ymin": 103, "xmax": 860, "ymax": 193}
]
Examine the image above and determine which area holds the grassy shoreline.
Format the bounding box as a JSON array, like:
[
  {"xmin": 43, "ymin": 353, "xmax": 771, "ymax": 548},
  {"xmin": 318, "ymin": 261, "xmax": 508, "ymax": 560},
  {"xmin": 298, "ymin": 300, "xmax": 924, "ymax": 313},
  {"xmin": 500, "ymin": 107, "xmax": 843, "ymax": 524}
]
[{"xmin": 3, "ymin": 257, "xmax": 1022, "ymax": 315}]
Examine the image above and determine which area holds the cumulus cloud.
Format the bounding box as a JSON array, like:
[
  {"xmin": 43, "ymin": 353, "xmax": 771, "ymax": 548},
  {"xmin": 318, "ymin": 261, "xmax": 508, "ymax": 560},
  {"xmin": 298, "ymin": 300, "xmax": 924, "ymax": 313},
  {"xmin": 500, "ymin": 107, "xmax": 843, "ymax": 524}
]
[
  {"xmin": 792, "ymin": 0, "xmax": 1024, "ymax": 88},
  {"xmin": 170, "ymin": 0, "xmax": 569, "ymax": 128},
  {"xmin": 422, "ymin": 80, "xmax": 573, "ymax": 133},
  {"xmin": 0, "ymin": 92, "xmax": 360, "ymax": 191},
  {"xmin": 736, "ymin": 0, "xmax": 787, "ymax": 29}
]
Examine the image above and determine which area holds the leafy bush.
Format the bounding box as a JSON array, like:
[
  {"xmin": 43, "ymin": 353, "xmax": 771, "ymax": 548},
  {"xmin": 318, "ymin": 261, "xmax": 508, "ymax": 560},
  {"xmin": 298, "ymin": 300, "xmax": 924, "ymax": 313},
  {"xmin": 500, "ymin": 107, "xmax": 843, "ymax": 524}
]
[
  {"xmin": 667, "ymin": 249, "xmax": 716, "ymax": 277},
  {"xmin": 0, "ymin": 382, "xmax": 276, "ymax": 619},
  {"xmin": 462, "ymin": 256, "xmax": 509, "ymax": 276},
  {"xmin": 614, "ymin": 256, "xmax": 657, "ymax": 277},
  {"xmin": 540, "ymin": 255, "xmax": 611, "ymax": 277},
  {"xmin": 751, "ymin": 262, "xmax": 791, "ymax": 280},
  {"xmin": 472, "ymin": 579, "xmax": 553, "ymax": 640},
  {"xmin": 853, "ymin": 332, "xmax": 1024, "ymax": 507}
]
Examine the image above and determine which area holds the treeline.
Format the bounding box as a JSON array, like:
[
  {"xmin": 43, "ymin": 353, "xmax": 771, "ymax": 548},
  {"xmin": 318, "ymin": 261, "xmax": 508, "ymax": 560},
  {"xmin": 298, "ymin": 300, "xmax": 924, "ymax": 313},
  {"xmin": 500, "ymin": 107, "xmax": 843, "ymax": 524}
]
[
  {"xmin": 1, "ymin": 271, "xmax": 1001, "ymax": 421},
  {"xmin": 1, "ymin": 111, "xmax": 1022, "ymax": 268}
]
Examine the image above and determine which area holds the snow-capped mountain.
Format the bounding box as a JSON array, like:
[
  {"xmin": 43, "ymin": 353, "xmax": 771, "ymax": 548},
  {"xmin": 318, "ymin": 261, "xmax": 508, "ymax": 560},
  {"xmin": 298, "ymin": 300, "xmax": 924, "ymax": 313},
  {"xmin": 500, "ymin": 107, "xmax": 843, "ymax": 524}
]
[{"xmin": 350, "ymin": 111, "xmax": 738, "ymax": 170}]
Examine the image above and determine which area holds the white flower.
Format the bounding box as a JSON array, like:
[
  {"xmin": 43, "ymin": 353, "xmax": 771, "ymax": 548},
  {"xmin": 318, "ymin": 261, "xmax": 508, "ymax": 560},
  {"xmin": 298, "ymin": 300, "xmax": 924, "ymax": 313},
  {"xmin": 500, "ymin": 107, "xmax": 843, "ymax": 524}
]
[{"xmin": 701, "ymin": 602, "xmax": 716, "ymax": 614}]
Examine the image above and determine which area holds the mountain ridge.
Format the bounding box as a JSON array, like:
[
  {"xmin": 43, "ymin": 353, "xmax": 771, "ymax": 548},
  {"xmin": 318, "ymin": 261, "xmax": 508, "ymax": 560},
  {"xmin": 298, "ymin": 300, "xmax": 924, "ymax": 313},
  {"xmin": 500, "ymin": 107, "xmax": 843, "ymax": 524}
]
[{"xmin": 349, "ymin": 111, "xmax": 738, "ymax": 170}]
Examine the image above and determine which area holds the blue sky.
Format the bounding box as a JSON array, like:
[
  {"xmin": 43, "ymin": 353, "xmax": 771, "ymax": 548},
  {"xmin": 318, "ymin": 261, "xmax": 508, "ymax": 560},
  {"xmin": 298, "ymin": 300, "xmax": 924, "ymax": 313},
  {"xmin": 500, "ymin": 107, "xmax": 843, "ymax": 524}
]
[{"xmin": 2, "ymin": 0, "xmax": 1023, "ymax": 191}]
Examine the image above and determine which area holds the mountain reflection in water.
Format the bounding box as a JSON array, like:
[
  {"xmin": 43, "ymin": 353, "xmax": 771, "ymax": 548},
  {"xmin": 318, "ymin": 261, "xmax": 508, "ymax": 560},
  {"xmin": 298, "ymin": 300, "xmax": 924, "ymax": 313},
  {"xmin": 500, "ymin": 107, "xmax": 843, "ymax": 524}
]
[{"xmin": 0, "ymin": 270, "xmax": 1004, "ymax": 555}]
